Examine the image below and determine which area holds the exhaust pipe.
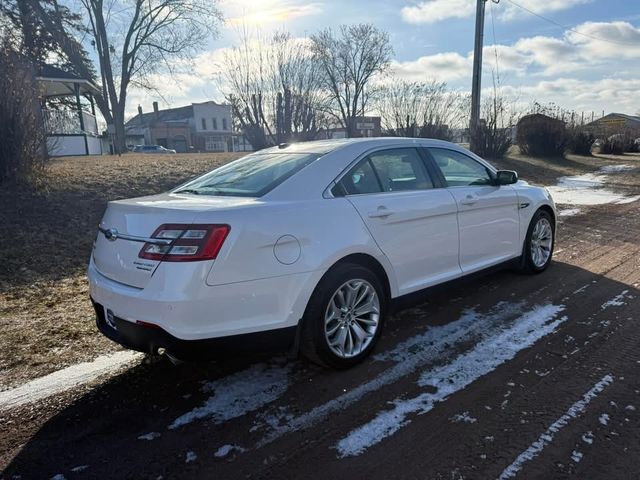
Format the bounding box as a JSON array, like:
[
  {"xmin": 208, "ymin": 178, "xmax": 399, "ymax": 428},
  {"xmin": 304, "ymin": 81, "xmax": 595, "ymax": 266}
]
[{"xmin": 156, "ymin": 347, "xmax": 184, "ymax": 365}]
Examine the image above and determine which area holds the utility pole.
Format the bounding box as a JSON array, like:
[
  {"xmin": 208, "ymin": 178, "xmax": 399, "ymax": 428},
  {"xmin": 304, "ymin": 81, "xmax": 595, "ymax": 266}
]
[{"xmin": 470, "ymin": 0, "xmax": 488, "ymax": 150}]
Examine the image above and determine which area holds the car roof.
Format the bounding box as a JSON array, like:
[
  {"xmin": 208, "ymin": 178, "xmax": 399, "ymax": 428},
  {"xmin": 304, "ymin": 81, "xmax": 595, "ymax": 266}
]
[{"xmin": 257, "ymin": 137, "xmax": 467, "ymax": 155}]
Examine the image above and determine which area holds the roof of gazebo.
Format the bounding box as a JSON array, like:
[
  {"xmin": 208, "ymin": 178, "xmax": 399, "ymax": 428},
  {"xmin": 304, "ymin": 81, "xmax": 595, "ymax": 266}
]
[{"xmin": 36, "ymin": 64, "xmax": 101, "ymax": 97}]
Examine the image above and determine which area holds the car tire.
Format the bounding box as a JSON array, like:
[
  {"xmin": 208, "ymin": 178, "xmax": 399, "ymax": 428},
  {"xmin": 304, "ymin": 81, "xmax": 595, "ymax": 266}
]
[
  {"xmin": 299, "ymin": 263, "xmax": 386, "ymax": 369},
  {"xmin": 520, "ymin": 209, "xmax": 555, "ymax": 273}
]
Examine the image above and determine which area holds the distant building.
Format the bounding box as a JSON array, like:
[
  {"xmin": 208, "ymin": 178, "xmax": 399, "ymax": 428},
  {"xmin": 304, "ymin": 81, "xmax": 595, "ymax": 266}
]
[
  {"xmin": 317, "ymin": 116, "xmax": 382, "ymax": 139},
  {"xmin": 584, "ymin": 113, "xmax": 640, "ymax": 138},
  {"xmin": 124, "ymin": 101, "xmax": 250, "ymax": 152}
]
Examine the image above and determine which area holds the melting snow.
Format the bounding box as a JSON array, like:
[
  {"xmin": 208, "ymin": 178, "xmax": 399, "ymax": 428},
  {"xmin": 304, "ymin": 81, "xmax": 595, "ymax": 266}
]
[
  {"xmin": 185, "ymin": 451, "xmax": 197, "ymax": 463},
  {"xmin": 138, "ymin": 432, "xmax": 161, "ymax": 441},
  {"xmin": 599, "ymin": 413, "xmax": 610, "ymax": 425},
  {"xmin": 582, "ymin": 431, "xmax": 594, "ymax": 445},
  {"xmin": 625, "ymin": 405, "xmax": 636, "ymax": 412},
  {"xmin": 0, "ymin": 351, "xmax": 141, "ymax": 410},
  {"xmin": 214, "ymin": 444, "xmax": 246, "ymax": 458},
  {"xmin": 571, "ymin": 450, "xmax": 583, "ymax": 463},
  {"xmin": 169, "ymin": 362, "xmax": 292, "ymax": 429},
  {"xmin": 450, "ymin": 411, "xmax": 477, "ymax": 424},
  {"xmin": 497, "ymin": 375, "xmax": 613, "ymax": 479},
  {"xmin": 546, "ymin": 166, "xmax": 639, "ymax": 206},
  {"xmin": 558, "ymin": 208, "xmax": 581, "ymax": 217},
  {"xmin": 257, "ymin": 301, "xmax": 528, "ymax": 448},
  {"xmin": 71, "ymin": 465, "xmax": 89, "ymax": 473},
  {"xmin": 336, "ymin": 304, "xmax": 567, "ymax": 457},
  {"xmin": 601, "ymin": 290, "xmax": 631, "ymax": 310}
]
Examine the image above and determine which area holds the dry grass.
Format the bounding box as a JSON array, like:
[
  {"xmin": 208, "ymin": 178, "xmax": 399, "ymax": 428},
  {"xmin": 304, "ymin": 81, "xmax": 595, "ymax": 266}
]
[{"xmin": 0, "ymin": 152, "xmax": 241, "ymax": 388}]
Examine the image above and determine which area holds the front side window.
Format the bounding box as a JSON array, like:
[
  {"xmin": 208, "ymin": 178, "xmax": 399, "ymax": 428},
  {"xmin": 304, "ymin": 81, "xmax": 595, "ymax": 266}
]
[
  {"xmin": 429, "ymin": 148, "xmax": 493, "ymax": 186},
  {"xmin": 174, "ymin": 152, "xmax": 319, "ymax": 197}
]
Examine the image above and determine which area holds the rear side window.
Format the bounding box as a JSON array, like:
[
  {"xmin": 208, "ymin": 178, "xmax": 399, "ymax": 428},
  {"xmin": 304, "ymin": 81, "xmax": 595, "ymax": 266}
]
[
  {"xmin": 174, "ymin": 152, "xmax": 319, "ymax": 197},
  {"xmin": 334, "ymin": 147, "xmax": 434, "ymax": 196},
  {"xmin": 429, "ymin": 148, "xmax": 493, "ymax": 187},
  {"xmin": 368, "ymin": 148, "xmax": 433, "ymax": 192}
]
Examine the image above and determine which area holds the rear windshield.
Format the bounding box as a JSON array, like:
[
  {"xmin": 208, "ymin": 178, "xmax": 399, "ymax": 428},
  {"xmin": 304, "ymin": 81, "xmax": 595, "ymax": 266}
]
[{"xmin": 173, "ymin": 152, "xmax": 320, "ymax": 197}]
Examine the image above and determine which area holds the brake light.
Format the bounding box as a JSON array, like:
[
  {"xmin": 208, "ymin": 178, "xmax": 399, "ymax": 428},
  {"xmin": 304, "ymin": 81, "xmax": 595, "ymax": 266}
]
[{"xmin": 138, "ymin": 224, "xmax": 230, "ymax": 262}]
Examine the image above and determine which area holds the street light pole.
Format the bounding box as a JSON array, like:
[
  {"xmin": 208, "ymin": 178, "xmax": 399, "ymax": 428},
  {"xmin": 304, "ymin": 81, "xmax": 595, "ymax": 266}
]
[{"xmin": 470, "ymin": 0, "xmax": 487, "ymax": 148}]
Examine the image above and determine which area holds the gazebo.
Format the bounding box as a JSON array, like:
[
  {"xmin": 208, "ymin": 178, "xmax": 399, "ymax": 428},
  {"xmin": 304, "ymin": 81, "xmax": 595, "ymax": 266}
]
[{"xmin": 36, "ymin": 65, "xmax": 102, "ymax": 156}]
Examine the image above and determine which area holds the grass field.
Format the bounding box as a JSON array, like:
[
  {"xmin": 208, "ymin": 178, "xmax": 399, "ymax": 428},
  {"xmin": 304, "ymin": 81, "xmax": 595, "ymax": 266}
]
[{"xmin": 0, "ymin": 152, "xmax": 242, "ymax": 388}]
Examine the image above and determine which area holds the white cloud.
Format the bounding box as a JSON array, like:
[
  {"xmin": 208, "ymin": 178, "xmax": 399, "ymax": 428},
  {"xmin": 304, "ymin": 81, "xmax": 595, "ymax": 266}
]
[
  {"xmin": 400, "ymin": 0, "xmax": 590, "ymax": 24},
  {"xmin": 499, "ymin": 0, "xmax": 591, "ymax": 21},
  {"xmin": 392, "ymin": 52, "xmax": 472, "ymax": 81},
  {"xmin": 222, "ymin": 0, "xmax": 322, "ymax": 27},
  {"xmin": 566, "ymin": 21, "xmax": 640, "ymax": 59},
  {"xmin": 400, "ymin": 0, "xmax": 475, "ymax": 24}
]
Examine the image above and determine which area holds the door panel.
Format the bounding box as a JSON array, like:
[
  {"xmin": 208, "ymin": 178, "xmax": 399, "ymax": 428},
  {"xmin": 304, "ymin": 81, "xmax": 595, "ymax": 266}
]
[
  {"xmin": 427, "ymin": 147, "xmax": 520, "ymax": 273},
  {"xmin": 338, "ymin": 148, "xmax": 461, "ymax": 294}
]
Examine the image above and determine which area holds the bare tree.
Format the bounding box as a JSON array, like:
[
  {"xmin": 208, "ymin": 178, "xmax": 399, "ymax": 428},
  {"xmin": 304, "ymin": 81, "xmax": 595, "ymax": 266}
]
[
  {"xmin": 470, "ymin": 80, "xmax": 516, "ymax": 159},
  {"xmin": 78, "ymin": 0, "xmax": 222, "ymax": 153},
  {"xmin": 310, "ymin": 24, "xmax": 392, "ymax": 137},
  {"xmin": 377, "ymin": 79, "xmax": 469, "ymax": 140},
  {"xmin": 0, "ymin": 43, "xmax": 48, "ymax": 184},
  {"xmin": 223, "ymin": 31, "xmax": 329, "ymax": 149}
]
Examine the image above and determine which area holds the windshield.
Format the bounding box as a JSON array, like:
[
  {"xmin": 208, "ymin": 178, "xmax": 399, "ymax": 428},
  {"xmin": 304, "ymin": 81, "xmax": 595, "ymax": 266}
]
[{"xmin": 174, "ymin": 152, "xmax": 320, "ymax": 197}]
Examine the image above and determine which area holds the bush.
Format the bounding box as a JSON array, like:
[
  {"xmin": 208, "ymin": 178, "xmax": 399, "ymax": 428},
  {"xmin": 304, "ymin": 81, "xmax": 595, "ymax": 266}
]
[
  {"xmin": 470, "ymin": 122, "xmax": 512, "ymax": 159},
  {"xmin": 0, "ymin": 46, "xmax": 47, "ymax": 185},
  {"xmin": 567, "ymin": 130, "xmax": 594, "ymax": 155},
  {"xmin": 516, "ymin": 114, "xmax": 567, "ymax": 157},
  {"xmin": 600, "ymin": 134, "xmax": 638, "ymax": 155}
]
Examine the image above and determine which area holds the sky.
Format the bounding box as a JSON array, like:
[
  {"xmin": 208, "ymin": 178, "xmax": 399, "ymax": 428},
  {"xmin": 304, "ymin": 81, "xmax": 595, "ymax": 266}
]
[{"xmin": 126, "ymin": 0, "xmax": 640, "ymax": 120}]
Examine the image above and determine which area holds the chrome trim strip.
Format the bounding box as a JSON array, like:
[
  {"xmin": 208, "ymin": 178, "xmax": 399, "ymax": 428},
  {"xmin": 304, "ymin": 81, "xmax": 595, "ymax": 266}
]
[{"xmin": 98, "ymin": 226, "xmax": 173, "ymax": 245}]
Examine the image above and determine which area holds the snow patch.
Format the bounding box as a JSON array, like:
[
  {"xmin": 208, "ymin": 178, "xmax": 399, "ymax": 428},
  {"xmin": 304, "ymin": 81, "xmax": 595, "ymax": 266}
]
[
  {"xmin": 137, "ymin": 432, "xmax": 161, "ymax": 441},
  {"xmin": 0, "ymin": 351, "xmax": 141, "ymax": 410},
  {"xmin": 547, "ymin": 167, "xmax": 639, "ymax": 206},
  {"xmin": 214, "ymin": 444, "xmax": 246, "ymax": 458},
  {"xmin": 50, "ymin": 475, "xmax": 66, "ymax": 480},
  {"xmin": 336, "ymin": 304, "xmax": 567, "ymax": 457},
  {"xmin": 169, "ymin": 362, "xmax": 292, "ymax": 429},
  {"xmin": 450, "ymin": 411, "xmax": 477, "ymax": 424},
  {"xmin": 497, "ymin": 375, "xmax": 613, "ymax": 479},
  {"xmin": 601, "ymin": 290, "xmax": 630, "ymax": 310},
  {"xmin": 599, "ymin": 413, "xmax": 610, "ymax": 425},
  {"xmin": 558, "ymin": 208, "xmax": 581, "ymax": 217},
  {"xmin": 571, "ymin": 450, "xmax": 583, "ymax": 463},
  {"xmin": 582, "ymin": 431, "xmax": 594, "ymax": 444},
  {"xmin": 185, "ymin": 451, "xmax": 197, "ymax": 463},
  {"xmin": 625, "ymin": 404, "xmax": 636, "ymax": 412},
  {"xmin": 257, "ymin": 301, "xmax": 528, "ymax": 448},
  {"xmin": 71, "ymin": 465, "xmax": 89, "ymax": 473}
]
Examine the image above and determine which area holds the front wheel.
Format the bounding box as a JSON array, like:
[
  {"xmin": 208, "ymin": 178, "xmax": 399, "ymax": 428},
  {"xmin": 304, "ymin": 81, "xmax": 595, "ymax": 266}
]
[
  {"xmin": 299, "ymin": 263, "xmax": 385, "ymax": 369},
  {"xmin": 521, "ymin": 209, "xmax": 555, "ymax": 273}
]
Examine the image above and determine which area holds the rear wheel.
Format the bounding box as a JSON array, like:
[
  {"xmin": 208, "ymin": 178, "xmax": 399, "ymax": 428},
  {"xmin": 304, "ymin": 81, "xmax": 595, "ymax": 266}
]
[
  {"xmin": 300, "ymin": 263, "xmax": 385, "ymax": 369},
  {"xmin": 520, "ymin": 209, "xmax": 554, "ymax": 273}
]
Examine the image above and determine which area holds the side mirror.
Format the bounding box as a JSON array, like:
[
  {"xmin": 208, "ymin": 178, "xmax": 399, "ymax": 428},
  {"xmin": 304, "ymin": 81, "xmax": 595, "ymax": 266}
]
[{"xmin": 496, "ymin": 170, "xmax": 518, "ymax": 185}]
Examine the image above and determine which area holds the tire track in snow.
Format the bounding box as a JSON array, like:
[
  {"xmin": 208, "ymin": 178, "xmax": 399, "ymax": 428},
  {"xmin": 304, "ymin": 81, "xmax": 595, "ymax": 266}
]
[
  {"xmin": 253, "ymin": 301, "xmax": 529, "ymax": 448},
  {"xmin": 497, "ymin": 373, "xmax": 614, "ymax": 479},
  {"xmin": 336, "ymin": 304, "xmax": 567, "ymax": 457}
]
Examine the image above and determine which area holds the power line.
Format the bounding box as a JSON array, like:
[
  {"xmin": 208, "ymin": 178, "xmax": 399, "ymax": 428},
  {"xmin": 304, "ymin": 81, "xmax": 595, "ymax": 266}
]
[
  {"xmin": 489, "ymin": 0, "xmax": 500, "ymax": 85},
  {"xmin": 504, "ymin": 0, "xmax": 638, "ymax": 47}
]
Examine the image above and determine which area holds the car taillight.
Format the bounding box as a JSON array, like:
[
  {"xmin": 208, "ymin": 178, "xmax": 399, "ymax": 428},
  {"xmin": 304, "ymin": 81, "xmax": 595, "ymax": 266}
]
[{"xmin": 138, "ymin": 224, "xmax": 230, "ymax": 262}]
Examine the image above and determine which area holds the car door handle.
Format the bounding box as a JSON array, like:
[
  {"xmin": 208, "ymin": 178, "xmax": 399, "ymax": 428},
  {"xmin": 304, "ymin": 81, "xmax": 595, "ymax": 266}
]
[
  {"xmin": 368, "ymin": 207, "xmax": 395, "ymax": 218},
  {"xmin": 460, "ymin": 195, "xmax": 477, "ymax": 206}
]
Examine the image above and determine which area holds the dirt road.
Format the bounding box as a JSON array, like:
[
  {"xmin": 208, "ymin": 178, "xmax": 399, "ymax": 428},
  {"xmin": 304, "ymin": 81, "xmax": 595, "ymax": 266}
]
[{"xmin": 1, "ymin": 158, "xmax": 639, "ymax": 479}]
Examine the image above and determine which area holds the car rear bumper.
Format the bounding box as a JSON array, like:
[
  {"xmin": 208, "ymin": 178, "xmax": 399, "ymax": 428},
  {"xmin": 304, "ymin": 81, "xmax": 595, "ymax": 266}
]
[{"xmin": 92, "ymin": 298, "xmax": 296, "ymax": 360}]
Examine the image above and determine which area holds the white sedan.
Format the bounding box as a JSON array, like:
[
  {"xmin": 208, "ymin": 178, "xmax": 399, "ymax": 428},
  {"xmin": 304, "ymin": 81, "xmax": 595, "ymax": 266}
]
[{"xmin": 89, "ymin": 138, "xmax": 556, "ymax": 368}]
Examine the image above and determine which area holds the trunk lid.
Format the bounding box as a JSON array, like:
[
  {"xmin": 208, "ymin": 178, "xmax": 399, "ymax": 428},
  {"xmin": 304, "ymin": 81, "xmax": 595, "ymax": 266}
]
[{"xmin": 92, "ymin": 193, "xmax": 254, "ymax": 288}]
